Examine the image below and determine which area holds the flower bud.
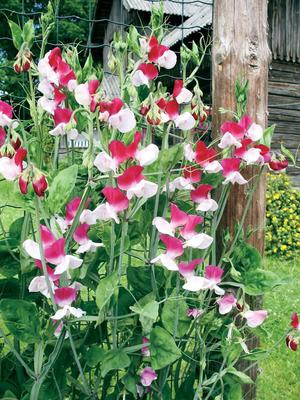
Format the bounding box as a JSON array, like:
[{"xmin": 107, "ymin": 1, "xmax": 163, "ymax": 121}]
[
  {"xmin": 14, "ymin": 47, "xmax": 32, "ymax": 74},
  {"xmin": 19, "ymin": 174, "xmax": 29, "ymax": 194},
  {"xmin": 269, "ymin": 154, "xmax": 288, "ymax": 172},
  {"xmin": 32, "ymin": 172, "xmax": 48, "ymax": 197}
]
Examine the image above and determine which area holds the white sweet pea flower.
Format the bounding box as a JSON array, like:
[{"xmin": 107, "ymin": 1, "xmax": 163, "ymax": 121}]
[
  {"xmin": 51, "ymin": 305, "xmax": 86, "ymax": 320},
  {"xmin": 218, "ymin": 132, "xmax": 242, "ymax": 149},
  {"xmin": 152, "ymin": 217, "xmax": 174, "ymax": 236},
  {"xmin": 55, "ymin": 255, "xmax": 83, "ymax": 275},
  {"xmin": 247, "ymin": 123, "xmax": 263, "ymax": 141},
  {"xmin": 150, "ymin": 254, "xmax": 178, "ymax": 271},
  {"xmin": 184, "ymin": 233, "xmax": 214, "ymax": 249},
  {"xmin": 94, "ymin": 152, "xmax": 118, "ymax": 173},
  {"xmin": 109, "ymin": 109, "xmax": 136, "ymax": 133},
  {"xmin": 175, "ymin": 112, "xmax": 195, "ymax": 131},
  {"xmin": 74, "ymin": 83, "xmax": 91, "ymax": 106},
  {"xmin": 184, "ymin": 143, "xmax": 196, "ymax": 162},
  {"xmin": 28, "ymin": 276, "xmax": 55, "ymax": 298},
  {"xmin": 135, "ymin": 144, "xmax": 159, "ymax": 166}
]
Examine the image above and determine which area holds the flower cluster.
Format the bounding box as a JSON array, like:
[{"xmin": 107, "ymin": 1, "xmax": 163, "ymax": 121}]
[
  {"xmin": 266, "ymin": 173, "xmax": 300, "ymax": 258},
  {"xmin": 286, "ymin": 312, "xmax": 300, "ymax": 351}
]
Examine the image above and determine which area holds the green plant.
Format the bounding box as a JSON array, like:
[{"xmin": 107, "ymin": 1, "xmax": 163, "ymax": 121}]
[{"xmin": 266, "ymin": 173, "xmax": 300, "ymax": 258}]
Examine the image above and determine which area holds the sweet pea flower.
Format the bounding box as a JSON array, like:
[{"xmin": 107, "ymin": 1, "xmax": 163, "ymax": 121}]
[
  {"xmin": 152, "ymin": 203, "xmax": 188, "ymax": 237},
  {"xmin": 65, "ymin": 197, "xmax": 91, "ymax": 226},
  {"xmin": 183, "ymin": 232, "xmax": 213, "ymax": 250},
  {"xmin": 99, "ymin": 98, "xmax": 136, "ymax": 133},
  {"xmin": 140, "ymin": 367, "xmax": 157, "ymax": 387},
  {"xmin": 244, "ymin": 310, "xmax": 268, "ymax": 328},
  {"xmin": 37, "ymin": 85, "xmax": 66, "ymax": 115},
  {"xmin": 217, "ymin": 294, "xmax": 237, "ymax": 314},
  {"xmin": 23, "ymin": 225, "xmax": 82, "ymax": 276},
  {"xmin": 0, "ymin": 100, "xmax": 15, "ymax": 127},
  {"xmin": 172, "ymin": 80, "xmax": 193, "ymax": 104},
  {"xmin": 195, "ymin": 141, "xmax": 223, "ymax": 173},
  {"xmin": 73, "ymin": 223, "xmax": 103, "ymax": 254},
  {"xmin": 151, "ymin": 234, "xmax": 184, "ymax": 271},
  {"xmin": 191, "ymin": 184, "xmax": 218, "ymax": 212},
  {"xmin": 182, "ymin": 265, "xmax": 225, "ymax": 295},
  {"xmin": 132, "ymin": 63, "xmax": 158, "ymax": 86},
  {"xmin": 268, "ymin": 153, "xmax": 288, "ymax": 172},
  {"xmin": 234, "ymin": 139, "xmax": 263, "ymax": 165},
  {"xmin": 175, "ymin": 112, "xmax": 195, "ymax": 131},
  {"xmin": 183, "ymin": 166, "xmax": 202, "ymax": 184},
  {"xmin": 51, "ymin": 286, "xmax": 85, "ymax": 320},
  {"xmin": 219, "ymin": 121, "xmax": 244, "ymax": 149},
  {"xmin": 74, "ymin": 79, "xmax": 100, "ymax": 111},
  {"xmin": 291, "ymin": 312, "xmax": 300, "ymax": 330},
  {"xmin": 117, "ymin": 165, "xmax": 158, "ymax": 200},
  {"xmin": 148, "ymin": 36, "xmax": 177, "ymax": 69},
  {"xmin": 28, "ymin": 276, "xmax": 55, "ymax": 298},
  {"xmin": 49, "ymin": 108, "xmax": 78, "ymax": 140},
  {"xmin": 221, "ymin": 158, "xmax": 247, "ymax": 185},
  {"xmin": 286, "ymin": 335, "xmax": 298, "ymax": 352},
  {"xmin": 246, "ymin": 123, "xmax": 263, "ymax": 141},
  {"xmin": 187, "ymin": 308, "xmax": 203, "ymax": 319},
  {"xmin": 179, "ymin": 215, "xmax": 203, "ymax": 240},
  {"xmin": 141, "ymin": 337, "xmax": 150, "ymax": 357},
  {"xmin": 0, "ymin": 147, "xmax": 27, "ymax": 181},
  {"xmin": 81, "ymin": 187, "xmax": 129, "ymax": 225}
]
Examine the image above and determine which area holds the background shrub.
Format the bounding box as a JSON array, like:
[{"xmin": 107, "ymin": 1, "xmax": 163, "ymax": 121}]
[{"xmin": 266, "ymin": 173, "xmax": 300, "ymax": 258}]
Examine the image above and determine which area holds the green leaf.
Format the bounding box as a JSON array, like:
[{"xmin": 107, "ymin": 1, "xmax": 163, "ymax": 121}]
[
  {"xmin": 85, "ymin": 345, "xmax": 105, "ymax": 367},
  {"xmin": 46, "ymin": 165, "xmax": 78, "ymax": 214},
  {"xmin": 227, "ymin": 367, "xmax": 253, "ymax": 385},
  {"xmin": 122, "ymin": 373, "xmax": 137, "ymax": 398},
  {"xmin": 0, "ymin": 299, "xmax": 41, "ymax": 343},
  {"xmin": 243, "ymin": 268, "xmax": 284, "ymax": 295},
  {"xmin": 127, "ymin": 265, "xmax": 165, "ymax": 298},
  {"xmin": 280, "ymin": 143, "xmax": 296, "ymax": 165},
  {"xmin": 240, "ymin": 348, "xmax": 268, "ymax": 361},
  {"xmin": 130, "ymin": 297, "xmax": 159, "ymax": 334},
  {"xmin": 95, "ymin": 271, "xmax": 119, "ymax": 313},
  {"xmin": 0, "ymin": 180, "xmax": 33, "ymax": 212},
  {"xmin": 162, "ymin": 294, "xmax": 190, "ymax": 338},
  {"xmin": 260, "ymin": 124, "xmax": 276, "ymax": 147},
  {"xmin": 0, "ymin": 251, "xmax": 20, "ymax": 278},
  {"xmin": 150, "ymin": 326, "xmax": 181, "ymax": 369},
  {"xmin": 101, "ymin": 349, "xmax": 130, "ymax": 377},
  {"xmin": 201, "ymin": 173, "xmax": 224, "ymax": 187},
  {"xmin": 175, "ymin": 372, "xmax": 195, "ymax": 400},
  {"xmin": 8, "ymin": 20, "xmax": 23, "ymax": 50},
  {"xmin": 137, "ymin": 85, "xmax": 150, "ymax": 102},
  {"xmin": 22, "ymin": 20, "xmax": 34, "ymax": 47}
]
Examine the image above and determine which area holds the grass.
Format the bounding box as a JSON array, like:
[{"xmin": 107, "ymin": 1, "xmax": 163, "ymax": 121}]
[{"xmin": 257, "ymin": 257, "xmax": 300, "ymax": 400}]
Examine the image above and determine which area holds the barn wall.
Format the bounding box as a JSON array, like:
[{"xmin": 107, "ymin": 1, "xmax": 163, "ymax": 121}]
[{"xmin": 268, "ymin": 60, "xmax": 300, "ymax": 187}]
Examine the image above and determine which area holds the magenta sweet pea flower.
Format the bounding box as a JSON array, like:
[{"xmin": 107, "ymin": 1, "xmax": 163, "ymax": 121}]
[
  {"xmin": 286, "ymin": 335, "xmax": 298, "ymax": 351},
  {"xmin": 148, "ymin": 36, "xmax": 177, "ymax": 69},
  {"xmin": 140, "ymin": 367, "xmax": 157, "ymax": 387},
  {"xmin": 132, "ymin": 63, "xmax": 158, "ymax": 87},
  {"xmin": 234, "ymin": 138, "xmax": 263, "ymax": 165},
  {"xmin": 49, "ymin": 108, "xmax": 78, "ymax": 140},
  {"xmin": 268, "ymin": 154, "xmax": 289, "ymax": 172},
  {"xmin": 141, "ymin": 337, "xmax": 150, "ymax": 357},
  {"xmin": 0, "ymin": 147, "xmax": 27, "ymax": 181},
  {"xmin": 191, "ymin": 184, "xmax": 218, "ymax": 212},
  {"xmin": 179, "ymin": 215, "xmax": 203, "ymax": 240},
  {"xmin": 182, "ymin": 265, "xmax": 224, "ymax": 294},
  {"xmin": 74, "ymin": 79, "xmax": 100, "ymax": 111},
  {"xmin": 73, "ymin": 223, "xmax": 103, "ymax": 254},
  {"xmin": 221, "ymin": 158, "xmax": 247, "ymax": 185},
  {"xmin": 151, "ymin": 234, "xmax": 184, "ymax": 271},
  {"xmin": 217, "ymin": 294, "xmax": 237, "ymax": 315},
  {"xmin": 195, "ymin": 141, "xmax": 222, "ymax": 173},
  {"xmin": 172, "ymin": 80, "xmax": 193, "ymax": 104},
  {"xmin": 291, "ymin": 312, "xmax": 300, "ymax": 330},
  {"xmin": 117, "ymin": 165, "xmax": 158, "ymax": 200},
  {"xmin": 244, "ymin": 310, "xmax": 268, "ymax": 328},
  {"xmin": 51, "ymin": 286, "xmax": 85, "ymax": 321},
  {"xmin": 187, "ymin": 308, "xmax": 203, "ymax": 319}
]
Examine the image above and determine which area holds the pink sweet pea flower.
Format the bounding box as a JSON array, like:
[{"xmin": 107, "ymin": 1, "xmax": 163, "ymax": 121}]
[
  {"xmin": 23, "ymin": 225, "xmax": 82, "ymax": 275},
  {"xmin": 151, "ymin": 234, "xmax": 184, "ymax": 271},
  {"xmin": 117, "ymin": 166, "xmax": 157, "ymax": 200},
  {"xmin": 65, "ymin": 197, "xmax": 91, "ymax": 226},
  {"xmin": 0, "ymin": 147, "xmax": 27, "ymax": 181},
  {"xmin": 179, "ymin": 258, "xmax": 203, "ymax": 278},
  {"xmin": 286, "ymin": 335, "xmax": 298, "ymax": 352},
  {"xmin": 148, "ymin": 37, "xmax": 177, "ymax": 69},
  {"xmin": 74, "ymin": 79, "xmax": 100, "ymax": 111},
  {"xmin": 221, "ymin": 158, "xmax": 247, "ymax": 185},
  {"xmin": 81, "ymin": 187, "xmax": 129, "ymax": 225},
  {"xmin": 234, "ymin": 139, "xmax": 263, "ymax": 165},
  {"xmin": 179, "ymin": 215, "xmax": 203, "ymax": 240},
  {"xmin": 291, "ymin": 312, "xmax": 300, "ymax": 330},
  {"xmin": 152, "ymin": 203, "xmax": 188, "ymax": 237},
  {"xmin": 217, "ymin": 294, "xmax": 237, "ymax": 315},
  {"xmin": 49, "ymin": 108, "xmax": 78, "ymax": 140},
  {"xmin": 246, "ymin": 123, "xmax": 263, "ymax": 141},
  {"xmin": 172, "ymin": 80, "xmax": 193, "ymax": 104},
  {"xmin": 32, "ymin": 173, "xmax": 48, "ymax": 197},
  {"xmin": 141, "ymin": 337, "xmax": 150, "ymax": 357},
  {"xmin": 187, "ymin": 308, "xmax": 203, "ymax": 319},
  {"xmin": 182, "ymin": 265, "xmax": 224, "ymax": 294},
  {"xmin": 183, "ymin": 166, "xmax": 202, "ymax": 184},
  {"xmin": 140, "ymin": 367, "xmax": 157, "ymax": 387},
  {"xmin": 220, "ymin": 120, "xmax": 245, "ymax": 141},
  {"xmin": 195, "ymin": 141, "xmax": 222, "ymax": 173},
  {"xmin": 0, "ymin": 100, "xmax": 13, "ymax": 127},
  {"xmin": 132, "ymin": 63, "xmax": 158, "ymax": 87},
  {"xmin": 99, "ymin": 98, "xmax": 136, "ymax": 133},
  {"xmin": 244, "ymin": 310, "xmax": 268, "ymax": 328},
  {"xmin": 254, "ymin": 144, "xmax": 271, "ymax": 163},
  {"xmin": 73, "ymin": 223, "xmax": 103, "ymax": 254},
  {"xmin": 191, "ymin": 184, "xmax": 218, "ymax": 212},
  {"xmin": 51, "ymin": 286, "xmax": 85, "ymax": 320}
]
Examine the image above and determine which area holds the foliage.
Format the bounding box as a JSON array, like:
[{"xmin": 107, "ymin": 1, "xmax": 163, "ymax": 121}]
[
  {"xmin": 0, "ymin": 3, "xmax": 294, "ymax": 400},
  {"xmin": 266, "ymin": 173, "xmax": 300, "ymax": 259}
]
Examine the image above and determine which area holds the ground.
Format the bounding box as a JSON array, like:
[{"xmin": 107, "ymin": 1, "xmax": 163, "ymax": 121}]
[{"xmin": 257, "ymin": 258, "xmax": 300, "ymax": 400}]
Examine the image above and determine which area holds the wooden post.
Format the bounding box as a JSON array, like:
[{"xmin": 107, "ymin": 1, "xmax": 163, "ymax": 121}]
[{"xmin": 212, "ymin": 1, "xmax": 271, "ymax": 399}]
